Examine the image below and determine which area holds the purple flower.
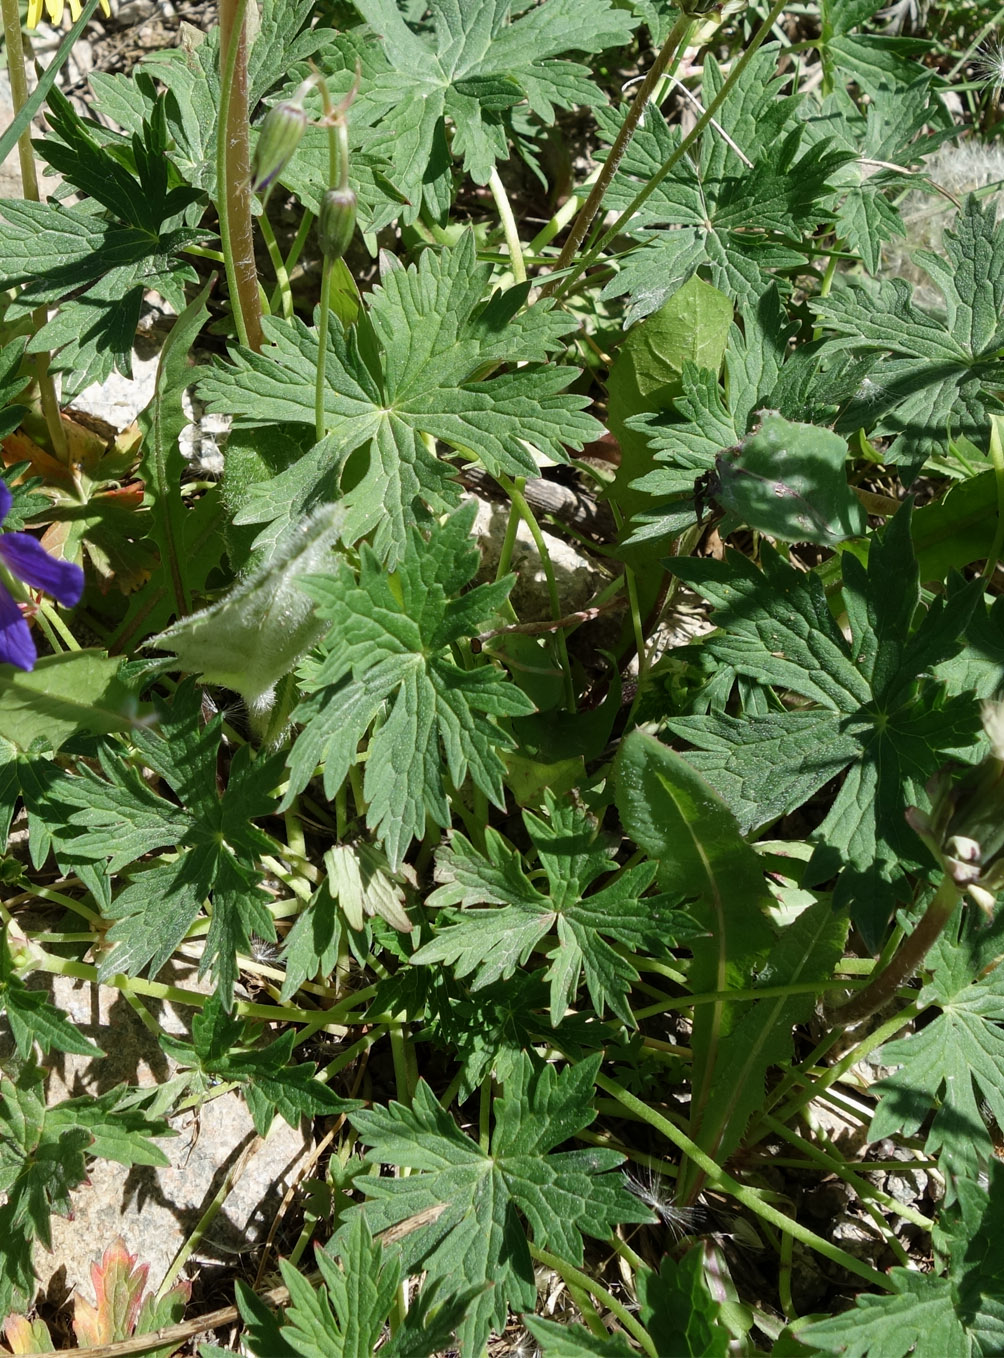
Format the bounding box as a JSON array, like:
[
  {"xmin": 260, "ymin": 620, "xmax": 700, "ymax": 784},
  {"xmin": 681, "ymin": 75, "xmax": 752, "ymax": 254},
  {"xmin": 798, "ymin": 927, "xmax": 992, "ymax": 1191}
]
[{"xmin": 0, "ymin": 479, "xmax": 84, "ymax": 671}]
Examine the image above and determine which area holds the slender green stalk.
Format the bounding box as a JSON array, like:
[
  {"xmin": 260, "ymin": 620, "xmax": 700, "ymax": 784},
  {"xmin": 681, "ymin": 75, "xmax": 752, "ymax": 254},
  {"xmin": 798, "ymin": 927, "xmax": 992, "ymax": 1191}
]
[
  {"xmin": 761, "ymin": 1114, "xmax": 932, "ymax": 1231},
  {"xmin": 529, "ymin": 168, "xmax": 599, "ymax": 254},
  {"xmin": 529, "ymin": 1244, "xmax": 659, "ymax": 1357},
  {"xmin": 28, "ymin": 950, "xmax": 354, "ymax": 1030},
  {"xmin": 496, "ymin": 474, "xmax": 576, "ymax": 710},
  {"xmin": 313, "ymin": 79, "xmax": 346, "ymax": 442},
  {"xmin": 983, "ymin": 413, "xmax": 1004, "ymax": 582},
  {"xmin": 555, "ymin": 0, "xmax": 789, "ymax": 301},
  {"xmin": 494, "ymin": 495, "xmax": 522, "ymax": 583},
  {"xmin": 544, "ymin": 11, "xmax": 693, "ymax": 291},
  {"xmin": 769, "ymin": 1000, "xmax": 926, "ymax": 1129},
  {"xmin": 257, "ymin": 210, "xmax": 293, "ymax": 318},
  {"xmin": 315, "ymin": 254, "xmax": 334, "ymax": 442},
  {"xmin": 596, "ymin": 1074, "xmax": 892, "ymax": 1291},
  {"xmin": 155, "ymin": 1134, "xmax": 263, "ymax": 1302},
  {"xmin": 0, "ymin": 0, "xmax": 72, "ymax": 460},
  {"xmin": 488, "ymin": 166, "xmax": 526, "ymax": 284},
  {"xmin": 217, "ymin": 0, "xmax": 263, "ymax": 350}
]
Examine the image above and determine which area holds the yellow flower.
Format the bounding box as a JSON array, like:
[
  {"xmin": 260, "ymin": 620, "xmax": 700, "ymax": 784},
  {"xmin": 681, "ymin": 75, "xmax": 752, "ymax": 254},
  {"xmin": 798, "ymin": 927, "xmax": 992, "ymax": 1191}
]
[{"xmin": 26, "ymin": 0, "xmax": 111, "ymax": 27}]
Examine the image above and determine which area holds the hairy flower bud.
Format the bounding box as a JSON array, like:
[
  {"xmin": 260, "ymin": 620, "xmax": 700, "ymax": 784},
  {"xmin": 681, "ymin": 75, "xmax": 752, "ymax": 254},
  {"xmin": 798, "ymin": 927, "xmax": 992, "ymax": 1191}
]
[
  {"xmin": 249, "ymin": 77, "xmax": 316, "ymax": 196},
  {"xmin": 318, "ymin": 185, "xmax": 358, "ymax": 262}
]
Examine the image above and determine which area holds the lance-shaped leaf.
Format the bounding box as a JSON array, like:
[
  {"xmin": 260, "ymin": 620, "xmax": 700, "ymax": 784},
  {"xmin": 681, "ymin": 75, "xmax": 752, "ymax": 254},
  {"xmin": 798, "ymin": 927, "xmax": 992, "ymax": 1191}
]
[
  {"xmin": 151, "ymin": 505, "xmax": 342, "ymax": 718},
  {"xmin": 615, "ymin": 729, "xmax": 774, "ymax": 1199}
]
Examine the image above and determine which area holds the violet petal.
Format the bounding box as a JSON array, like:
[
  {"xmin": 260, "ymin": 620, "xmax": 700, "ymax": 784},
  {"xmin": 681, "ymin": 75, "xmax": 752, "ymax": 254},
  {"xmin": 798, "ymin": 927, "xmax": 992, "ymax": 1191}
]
[
  {"xmin": 0, "ymin": 480, "xmax": 10, "ymax": 527},
  {"xmin": 0, "ymin": 533, "xmax": 84, "ymax": 607},
  {"xmin": 0, "ymin": 583, "xmax": 35, "ymax": 671}
]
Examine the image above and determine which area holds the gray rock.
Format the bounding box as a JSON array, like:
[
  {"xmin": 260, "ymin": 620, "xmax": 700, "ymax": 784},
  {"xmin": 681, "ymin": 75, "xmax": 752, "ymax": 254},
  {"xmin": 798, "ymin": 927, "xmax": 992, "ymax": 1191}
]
[{"xmin": 37, "ymin": 970, "xmax": 311, "ymax": 1301}]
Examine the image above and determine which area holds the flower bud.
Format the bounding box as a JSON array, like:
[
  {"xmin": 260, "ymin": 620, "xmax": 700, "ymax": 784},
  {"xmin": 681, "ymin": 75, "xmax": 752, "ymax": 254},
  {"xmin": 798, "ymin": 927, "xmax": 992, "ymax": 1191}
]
[
  {"xmin": 318, "ymin": 185, "xmax": 358, "ymax": 262},
  {"xmin": 249, "ymin": 77, "xmax": 316, "ymax": 196}
]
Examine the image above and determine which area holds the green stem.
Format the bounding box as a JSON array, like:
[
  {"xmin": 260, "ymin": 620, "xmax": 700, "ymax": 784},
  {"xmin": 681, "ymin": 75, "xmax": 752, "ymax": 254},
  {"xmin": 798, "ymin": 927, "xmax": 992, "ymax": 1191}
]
[
  {"xmin": 269, "ymin": 208, "xmax": 314, "ymax": 313},
  {"xmin": 760, "ymin": 1113, "xmax": 932, "ymax": 1231},
  {"xmin": 825, "ymin": 877, "xmax": 961, "ymax": 1028},
  {"xmin": 544, "ymin": 11, "xmax": 693, "ymax": 290},
  {"xmin": 496, "ymin": 474, "xmax": 576, "ymax": 711},
  {"xmin": 217, "ymin": 0, "xmax": 263, "ymax": 350},
  {"xmin": 315, "ymin": 256, "xmax": 333, "ymax": 443},
  {"xmin": 529, "ymin": 1244, "xmax": 658, "ymax": 1357},
  {"xmin": 555, "ymin": 0, "xmax": 789, "ymax": 301},
  {"xmin": 488, "ymin": 166, "xmax": 526, "ymax": 284},
  {"xmin": 156, "ymin": 1132, "xmax": 263, "ymax": 1302},
  {"xmin": 528, "ymin": 168, "xmax": 598, "ymax": 255},
  {"xmin": 257, "ymin": 210, "xmax": 293, "ymax": 319},
  {"xmin": 769, "ymin": 1000, "xmax": 926, "ymax": 1129},
  {"xmin": 0, "ymin": 0, "xmax": 73, "ymax": 461},
  {"xmin": 983, "ymin": 413, "xmax": 1004, "ymax": 582},
  {"xmin": 596, "ymin": 1074, "xmax": 891, "ymax": 1291},
  {"xmin": 28, "ymin": 950, "xmax": 355, "ymax": 1030},
  {"xmin": 312, "ymin": 78, "xmax": 345, "ymax": 444}
]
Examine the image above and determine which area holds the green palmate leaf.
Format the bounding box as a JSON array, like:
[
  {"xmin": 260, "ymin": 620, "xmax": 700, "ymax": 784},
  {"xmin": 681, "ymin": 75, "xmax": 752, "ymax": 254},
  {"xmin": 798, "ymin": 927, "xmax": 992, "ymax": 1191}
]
[
  {"xmin": 799, "ymin": 76, "xmax": 952, "ymax": 274},
  {"xmin": 0, "ymin": 1062, "xmax": 170, "ymax": 1314},
  {"xmin": 286, "ymin": 501, "xmax": 534, "ymax": 869},
  {"xmin": 344, "ymin": 1053, "xmax": 651, "ymax": 1355},
  {"xmin": 522, "ymin": 1317, "xmax": 636, "ymax": 1355},
  {"xmin": 800, "ymin": 1273, "xmax": 968, "ymax": 1358},
  {"xmin": 258, "ymin": 1217, "xmax": 479, "ymax": 1358},
  {"xmin": 0, "ymin": 91, "xmax": 203, "ymax": 398},
  {"xmin": 198, "ymin": 232, "xmax": 601, "ymax": 566},
  {"xmin": 815, "ymin": 196, "xmax": 1004, "ymax": 481},
  {"xmin": 401, "ymin": 968, "xmax": 599, "ymax": 1102},
  {"xmin": 0, "ymin": 338, "xmax": 31, "ymax": 442},
  {"xmin": 159, "ymin": 993, "xmax": 352, "ymax": 1137},
  {"xmin": 599, "ymin": 47, "xmax": 853, "ymax": 321},
  {"xmin": 413, "ymin": 793, "xmax": 668, "ymax": 1025},
  {"xmin": 265, "ymin": 32, "xmax": 414, "ymax": 234},
  {"xmin": 868, "ymin": 908, "xmax": 1004, "ymax": 1194},
  {"xmin": 665, "ymin": 506, "xmax": 982, "ymax": 944},
  {"xmin": 347, "ymin": 0, "xmax": 634, "ymax": 222},
  {"xmin": 635, "ymin": 1250, "xmax": 731, "ymax": 1358},
  {"xmin": 0, "ymin": 933, "xmax": 101, "ymax": 1060},
  {"xmin": 39, "ymin": 682, "xmax": 283, "ymax": 1007},
  {"xmin": 619, "ymin": 287, "xmax": 837, "ymax": 554}
]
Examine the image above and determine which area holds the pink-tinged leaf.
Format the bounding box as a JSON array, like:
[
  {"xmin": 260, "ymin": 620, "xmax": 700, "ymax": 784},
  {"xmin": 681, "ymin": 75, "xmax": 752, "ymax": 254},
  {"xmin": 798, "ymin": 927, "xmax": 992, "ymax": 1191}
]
[
  {"xmin": 1, "ymin": 1313, "xmax": 55, "ymax": 1353},
  {"xmin": 72, "ymin": 1237, "xmax": 148, "ymax": 1347}
]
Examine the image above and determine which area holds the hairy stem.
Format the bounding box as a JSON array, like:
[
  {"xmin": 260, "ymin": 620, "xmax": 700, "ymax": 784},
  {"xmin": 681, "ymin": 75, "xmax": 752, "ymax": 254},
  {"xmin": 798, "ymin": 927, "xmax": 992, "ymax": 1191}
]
[
  {"xmin": 0, "ymin": 0, "xmax": 69, "ymax": 459},
  {"xmin": 825, "ymin": 876, "xmax": 962, "ymax": 1027},
  {"xmin": 543, "ymin": 12, "xmax": 692, "ymax": 293},
  {"xmin": 218, "ymin": 0, "xmax": 264, "ymax": 350}
]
